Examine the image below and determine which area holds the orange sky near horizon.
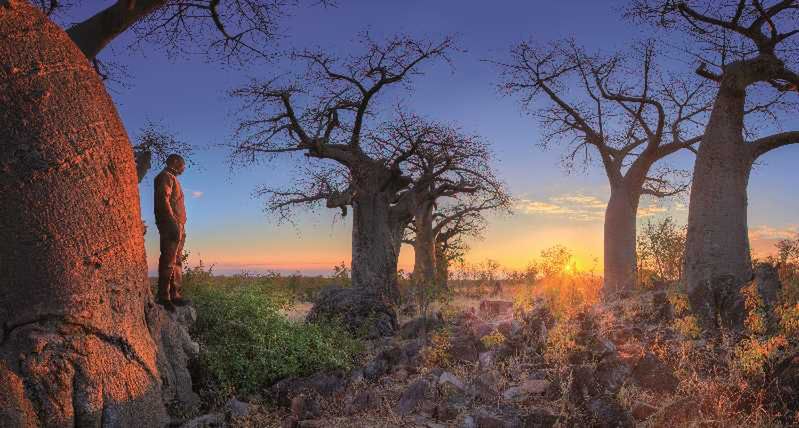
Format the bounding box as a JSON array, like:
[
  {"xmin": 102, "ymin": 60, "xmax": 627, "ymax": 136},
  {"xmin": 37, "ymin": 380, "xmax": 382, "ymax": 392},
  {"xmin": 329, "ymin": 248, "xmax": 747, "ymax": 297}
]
[{"xmin": 145, "ymin": 193, "xmax": 796, "ymax": 277}]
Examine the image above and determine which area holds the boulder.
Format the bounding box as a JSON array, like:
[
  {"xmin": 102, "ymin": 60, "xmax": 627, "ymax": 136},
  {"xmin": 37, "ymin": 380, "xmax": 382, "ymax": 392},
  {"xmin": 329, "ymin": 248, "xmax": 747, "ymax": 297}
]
[
  {"xmin": 397, "ymin": 379, "xmax": 432, "ymax": 415},
  {"xmin": 438, "ymin": 371, "xmax": 466, "ymax": 392},
  {"xmin": 594, "ymin": 355, "xmax": 632, "ymax": 394},
  {"xmin": 649, "ymin": 397, "xmax": 700, "ymax": 425},
  {"xmin": 307, "ymin": 287, "xmax": 397, "ymax": 338},
  {"xmin": 349, "ymin": 369, "xmax": 364, "ymax": 384},
  {"xmin": 469, "ymin": 321, "xmax": 495, "ymax": 339},
  {"xmin": 344, "ymin": 390, "xmax": 379, "ymax": 415},
  {"xmin": 567, "ymin": 365, "xmax": 599, "ymax": 401},
  {"xmin": 363, "ymin": 358, "xmax": 389, "ymax": 381},
  {"xmin": 432, "ymin": 402, "xmax": 460, "ymax": 421},
  {"xmin": 462, "ymin": 415, "xmax": 477, "ymax": 428},
  {"xmin": 585, "ymin": 396, "xmax": 634, "ymax": 428},
  {"xmin": 690, "ymin": 274, "xmax": 746, "ymax": 331},
  {"xmin": 400, "ymin": 317, "xmax": 444, "ymax": 339},
  {"xmin": 497, "ymin": 320, "xmax": 523, "ymax": 339},
  {"xmin": 393, "ymin": 367, "xmax": 410, "ymax": 382},
  {"xmin": 520, "ymin": 379, "xmax": 550, "ymax": 395},
  {"xmin": 521, "ymin": 408, "xmax": 559, "ymax": 427},
  {"xmin": 225, "ymin": 398, "xmax": 252, "ymax": 419},
  {"xmin": 501, "ymin": 380, "xmax": 549, "ymax": 402},
  {"xmin": 479, "ymin": 351, "xmax": 496, "ymax": 369},
  {"xmin": 501, "ymin": 386, "xmax": 526, "ymax": 402},
  {"xmin": 180, "ymin": 413, "xmax": 225, "ymax": 428},
  {"xmin": 479, "ymin": 300, "xmax": 515, "ymax": 318},
  {"xmin": 630, "ymin": 400, "xmax": 658, "ymax": 421},
  {"xmin": 438, "ymin": 371, "xmax": 467, "ymax": 401},
  {"xmin": 631, "ymin": 353, "xmax": 678, "ymax": 393},
  {"xmin": 146, "ymin": 303, "xmax": 201, "ymax": 414},
  {"xmin": 472, "ymin": 370, "xmax": 501, "ymax": 401},
  {"xmin": 753, "ymin": 263, "xmax": 781, "ymax": 308},
  {"xmin": 449, "ymin": 333, "xmax": 485, "ymax": 363},
  {"xmin": 474, "ymin": 407, "xmax": 523, "ymax": 428},
  {"xmin": 290, "ymin": 395, "xmax": 321, "ymax": 421},
  {"xmin": 270, "ymin": 371, "xmax": 348, "ymax": 406}
]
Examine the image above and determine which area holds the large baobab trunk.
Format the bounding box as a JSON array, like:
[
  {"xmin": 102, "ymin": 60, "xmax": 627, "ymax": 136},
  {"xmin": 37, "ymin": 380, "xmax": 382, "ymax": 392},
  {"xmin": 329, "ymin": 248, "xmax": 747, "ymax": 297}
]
[
  {"xmin": 0, "ymin": 2, "xmax": 167, "ymax": 425},
  {"xmin": 351, "ymin": 188, "xmax": 407, "ymax": 302},
  {"xmin": 412, "ymin": 202, "xmax": 437, "ymax": 287},
  {"xmin": 684, "ymin": 85, "xmax": 752, "ymax": 329},
  {"xmin": 603, "ymin": 186, "xmax": 639, "ymax": 298}
]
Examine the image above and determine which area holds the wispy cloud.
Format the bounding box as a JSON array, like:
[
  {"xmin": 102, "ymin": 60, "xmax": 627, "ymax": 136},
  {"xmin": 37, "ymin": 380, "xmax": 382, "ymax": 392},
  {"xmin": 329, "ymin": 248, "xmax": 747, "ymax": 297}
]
[
  {"xmin": 515, "ymin": 193, "xmax": 605, "ymax": 222},
  {"xmin": 749, "ymin": 224, "xmax": 798, "ymax": 256},
  {"xmin": 637, "ymin": 202, "xmax": 668, "ymax": 218},
  {"xmin": 516, "ymin": 193, "xmax": 678, "ymax": 222},
  {"xmin": 749, "ymin": 224, "xmax": 798, "ymax": 241},
  {"xmin": 191, "ymin": 191, "xmax": 204, "ymax": 199}
]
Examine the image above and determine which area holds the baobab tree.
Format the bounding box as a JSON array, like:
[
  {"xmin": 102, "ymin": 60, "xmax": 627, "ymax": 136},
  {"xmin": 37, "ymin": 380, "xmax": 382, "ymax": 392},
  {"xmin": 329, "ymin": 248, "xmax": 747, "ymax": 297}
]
[
  {"xmin": 384, "ymin": 116, "xmax": 511, "ymax": 292},
  {"xmin": 494, "ymin": 40, "xmax": 709, "ymax": 298},
  {"xmin": 628, "ymin": 0, "xmax": 799, "ymax": 329},
  {"xmin": 230, "ymin": 36, "xmax": 457, "ymax": 302},
  {"xmin": 0, "ymin": 1, "xmax": 318, "ymax": 425},
  {"xmin": 404, "ymin": 186, "xmax": 511, "ymax": 291},
  {"xmin": 432, "ymin": 203, "xmax": 493, "ymax": 287}
]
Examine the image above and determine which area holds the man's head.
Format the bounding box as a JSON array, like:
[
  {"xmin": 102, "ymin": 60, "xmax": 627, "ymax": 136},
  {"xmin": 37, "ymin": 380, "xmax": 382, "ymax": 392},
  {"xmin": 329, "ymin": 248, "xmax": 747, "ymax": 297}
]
[{"xmin": 166, "ymin": 154, "xmax": 186, "ymax": 175}]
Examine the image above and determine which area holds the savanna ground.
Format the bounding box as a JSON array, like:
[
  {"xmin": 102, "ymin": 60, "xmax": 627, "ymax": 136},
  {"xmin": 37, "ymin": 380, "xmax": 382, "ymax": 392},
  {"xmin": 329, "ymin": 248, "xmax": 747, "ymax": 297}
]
[{"xmin": 173, "ymin": 223, "xmax": 799, "ymax": 427}]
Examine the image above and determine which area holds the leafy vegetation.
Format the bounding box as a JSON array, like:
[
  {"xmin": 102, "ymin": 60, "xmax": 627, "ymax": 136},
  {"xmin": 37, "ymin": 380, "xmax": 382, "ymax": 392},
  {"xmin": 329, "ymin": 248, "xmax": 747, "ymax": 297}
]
[{"xmin": 182, "ymin": 271, "xmax": 363, "ymax": 396}]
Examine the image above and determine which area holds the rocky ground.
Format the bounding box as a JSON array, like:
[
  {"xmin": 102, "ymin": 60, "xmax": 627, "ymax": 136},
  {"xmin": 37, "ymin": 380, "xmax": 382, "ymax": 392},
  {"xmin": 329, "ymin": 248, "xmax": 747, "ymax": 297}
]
[{"xmin": 175, "ymin": 285, "xmax": 719, "ymax": 428}]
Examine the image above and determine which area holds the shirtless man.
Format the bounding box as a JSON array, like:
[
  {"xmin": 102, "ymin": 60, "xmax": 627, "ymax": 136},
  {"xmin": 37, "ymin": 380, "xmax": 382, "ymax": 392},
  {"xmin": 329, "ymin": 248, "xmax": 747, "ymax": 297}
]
[{"xmin": 154, "ymin": 154, "xmax": 189, "ymax": 311}]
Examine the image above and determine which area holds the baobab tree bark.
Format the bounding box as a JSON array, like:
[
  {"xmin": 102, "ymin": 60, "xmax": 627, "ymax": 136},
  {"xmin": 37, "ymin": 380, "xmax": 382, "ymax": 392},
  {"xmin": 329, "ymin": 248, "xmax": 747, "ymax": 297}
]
[
  {"xmin": 410, "ymin": 202, "xmax": 438, "ymax": 287},
  {"xmin": 627, "ymin": 0, "xmax": 799, "ymax": 331},
  {"xmin": 0, "ymin": 2, "xmax": 166, "ymax": 425},
  {"xmin": 603, "ymin": 186, "xmax": 641, "ymax": 297},
  {"xmin": 434, "ymin": 239, "xmax": 450, "ymax": 287},
  {"xmin": 351, "ymin": 184, "xmax": 410, "ymax": 302},
  {"xmin": 684, "ymin": 70, "xmax": 762, "ymax": 328}
]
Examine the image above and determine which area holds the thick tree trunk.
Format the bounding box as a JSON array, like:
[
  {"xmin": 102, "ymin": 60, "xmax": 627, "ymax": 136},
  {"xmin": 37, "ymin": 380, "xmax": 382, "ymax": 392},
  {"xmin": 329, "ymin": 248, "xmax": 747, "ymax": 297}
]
[
  {"xmin": 0, "ymin": 2, "xmax": 167, "ymax": 425},
  {"xmin": 350, "ymin": 188, "xmax": 406, "ymax": 303},
  {"xmin": 684, "ymin": 84, "xmax": 753, "ymax": 330},
  {"xmin": 434, "ymin": 241, "xmax": 449, "ymax": 289},
  {"xmin": 603, "ymin": 185, "xmax": 640, "ymax": 299},
  {"xmin": 411, "ymin": 203, "xmax": 437, "ymax": 287}
]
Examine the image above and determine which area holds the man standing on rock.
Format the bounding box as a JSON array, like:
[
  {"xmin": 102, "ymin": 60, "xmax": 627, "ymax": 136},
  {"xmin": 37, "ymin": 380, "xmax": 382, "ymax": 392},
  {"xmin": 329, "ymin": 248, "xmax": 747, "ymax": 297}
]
[{"xmin": 155, "ymin": 154, "xmax": 190, "ymax": 311}]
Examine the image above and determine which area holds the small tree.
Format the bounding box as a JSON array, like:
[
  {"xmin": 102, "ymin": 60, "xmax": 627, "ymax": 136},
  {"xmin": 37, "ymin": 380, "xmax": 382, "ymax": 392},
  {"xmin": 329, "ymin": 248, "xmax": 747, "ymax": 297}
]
[
  {"xmin": 539, "ymin": 245, "xmax": 574, "ymax": 279},
  {"xmin": 636, "ymin": 217, "xmax": 687, "ymax": 285},
  {"xmin": 133, "ymin": 121, "xmax": 194, "ymax": 183},
  {"xmin": 398, "ymin": 125, "xmax": 511, "ymax": 292}
]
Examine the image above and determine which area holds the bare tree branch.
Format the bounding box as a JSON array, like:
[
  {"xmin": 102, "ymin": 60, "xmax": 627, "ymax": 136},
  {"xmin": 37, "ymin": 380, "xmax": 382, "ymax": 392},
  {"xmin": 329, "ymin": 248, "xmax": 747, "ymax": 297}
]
[{"xmin": 750, "ymin": 130, "xmax": 799, "ymax": 159}]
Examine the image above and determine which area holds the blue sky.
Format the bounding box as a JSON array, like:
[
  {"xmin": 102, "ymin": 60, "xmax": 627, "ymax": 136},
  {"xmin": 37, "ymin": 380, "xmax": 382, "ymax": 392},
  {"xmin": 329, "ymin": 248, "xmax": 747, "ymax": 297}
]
[{"xmin": 64, "ymin": 1, "xmax": 799, "ymax": 274}]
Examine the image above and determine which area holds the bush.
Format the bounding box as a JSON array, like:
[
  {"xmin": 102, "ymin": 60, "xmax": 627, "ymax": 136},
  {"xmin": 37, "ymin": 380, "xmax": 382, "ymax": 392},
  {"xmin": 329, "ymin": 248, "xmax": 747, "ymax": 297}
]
[{"xmin": 184, "ymin": 279, "xmax": 363, "ymax": 395}]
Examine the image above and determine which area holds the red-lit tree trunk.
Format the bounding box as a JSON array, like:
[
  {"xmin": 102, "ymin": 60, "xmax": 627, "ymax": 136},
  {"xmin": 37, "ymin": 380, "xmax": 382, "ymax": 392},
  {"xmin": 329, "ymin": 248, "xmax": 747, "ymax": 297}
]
[{"xmin": 0, "ymin": 2, "xmax": 166, "ymax": 425}]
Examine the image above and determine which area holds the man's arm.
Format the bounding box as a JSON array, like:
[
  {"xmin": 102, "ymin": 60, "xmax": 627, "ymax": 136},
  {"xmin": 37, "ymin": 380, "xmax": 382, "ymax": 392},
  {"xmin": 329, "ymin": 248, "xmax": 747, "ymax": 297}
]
[{"xmin": 155, "ymin": 174, "xmax": 178, "ymax": 225}]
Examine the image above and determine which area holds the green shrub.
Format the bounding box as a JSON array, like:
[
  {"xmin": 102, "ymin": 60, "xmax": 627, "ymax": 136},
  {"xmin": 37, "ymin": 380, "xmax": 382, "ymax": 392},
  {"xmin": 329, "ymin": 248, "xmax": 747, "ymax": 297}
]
[{"xmin": 184, "ymin": 280, "xmax": 363, "ymax": 395}]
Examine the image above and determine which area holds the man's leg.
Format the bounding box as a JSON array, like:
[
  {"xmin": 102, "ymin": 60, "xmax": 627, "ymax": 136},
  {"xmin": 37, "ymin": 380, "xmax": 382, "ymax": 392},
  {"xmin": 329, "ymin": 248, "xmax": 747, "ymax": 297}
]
[
  {"xmin": 157, "ymin": 225, "xmax": 180, "ymax": 310},
  {"xmin": 171, "ymin": 226, "xmax": 189, "ymax": 305}
]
